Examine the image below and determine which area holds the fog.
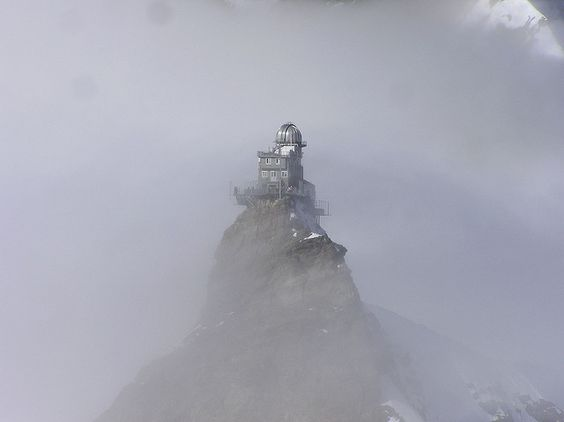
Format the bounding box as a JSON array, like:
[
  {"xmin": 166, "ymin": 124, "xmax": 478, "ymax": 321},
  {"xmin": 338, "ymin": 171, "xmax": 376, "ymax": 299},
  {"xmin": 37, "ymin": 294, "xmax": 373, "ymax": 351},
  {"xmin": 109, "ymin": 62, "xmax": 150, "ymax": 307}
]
[{"xmin": 1, "ymin": 1, "xmax": 563, "ymax": 421}]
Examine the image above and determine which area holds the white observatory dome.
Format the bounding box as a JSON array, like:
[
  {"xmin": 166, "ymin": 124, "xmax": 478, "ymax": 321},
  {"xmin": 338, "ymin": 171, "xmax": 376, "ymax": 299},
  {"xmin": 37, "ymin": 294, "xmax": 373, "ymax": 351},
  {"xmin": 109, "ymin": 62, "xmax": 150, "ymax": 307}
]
[{"xmin": 275, "ymin": 122, "xmax": 303, "ymax": 145}]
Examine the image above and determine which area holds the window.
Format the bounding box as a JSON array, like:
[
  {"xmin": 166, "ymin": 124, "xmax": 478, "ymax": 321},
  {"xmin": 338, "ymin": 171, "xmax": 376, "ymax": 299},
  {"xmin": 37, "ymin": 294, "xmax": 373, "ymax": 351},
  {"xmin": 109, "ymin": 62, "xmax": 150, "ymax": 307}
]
[
  {"xmin": 262, "ymin": 171, "xmax": 268, "ymax": 178},
  {"xmin": 275, "ymin": 158, "xmax": 280, "ymax": 165},
  {"xmin": 270, "ymin": 171, "xmax": 277, "ymax": 179},
  {"xmin": 281, "ymin": 171, "xmax": 288, "ymax": 178},
  {"xmin": 265, "ymin": 158, "xmax": 272, "ymax": 165}
]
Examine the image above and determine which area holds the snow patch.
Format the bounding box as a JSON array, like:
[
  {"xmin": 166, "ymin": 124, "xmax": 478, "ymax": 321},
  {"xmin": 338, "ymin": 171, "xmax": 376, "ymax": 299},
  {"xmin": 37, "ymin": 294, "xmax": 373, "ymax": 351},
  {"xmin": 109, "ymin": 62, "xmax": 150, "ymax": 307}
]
[
  {"xmin": 467, "ymin": 0, "xmax": 564, "ymax": 59},
  {"xmin": 304, "ymin": 232, "xmax": 322, "ymax": 240}
]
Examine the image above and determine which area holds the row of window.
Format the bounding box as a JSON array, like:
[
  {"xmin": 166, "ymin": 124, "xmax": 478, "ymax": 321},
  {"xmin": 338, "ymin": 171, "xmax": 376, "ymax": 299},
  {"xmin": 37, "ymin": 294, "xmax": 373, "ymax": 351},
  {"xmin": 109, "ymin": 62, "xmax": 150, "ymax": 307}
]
[
  {"xmin": 262, "ymin": 170, "xmax": 288, "ymax": 178},
  {"xmin": 264, "ymin": 158, "xmax": 283, "ymax": 165}
]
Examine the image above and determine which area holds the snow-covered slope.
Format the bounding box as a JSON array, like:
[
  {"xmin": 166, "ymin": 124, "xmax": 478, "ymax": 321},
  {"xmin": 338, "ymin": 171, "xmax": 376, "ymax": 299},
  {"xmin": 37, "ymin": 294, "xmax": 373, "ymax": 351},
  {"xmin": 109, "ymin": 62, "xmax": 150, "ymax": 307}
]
[
  {"xmin": 467, "ymin": 0, "xmax": 564, "ymax": 58},
  {"xmin": 368, "ymin": 304, "xmax": 564, "ymax": 422}
]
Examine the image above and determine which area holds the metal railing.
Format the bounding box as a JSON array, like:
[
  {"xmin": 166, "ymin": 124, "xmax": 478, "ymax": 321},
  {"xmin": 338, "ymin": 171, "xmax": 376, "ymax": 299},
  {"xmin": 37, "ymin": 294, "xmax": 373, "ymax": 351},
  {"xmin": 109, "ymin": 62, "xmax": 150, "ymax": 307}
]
[
  {"xmin": 313, "ymin": 199, "xmax": 330, "ymax": 216},
  {"xmin": 232, "ymin": 181, "xmax": 330, "ymax": 218},
  {"xmin": 233, "ymin": 180, "xmax": 301, "ymax": 199}
]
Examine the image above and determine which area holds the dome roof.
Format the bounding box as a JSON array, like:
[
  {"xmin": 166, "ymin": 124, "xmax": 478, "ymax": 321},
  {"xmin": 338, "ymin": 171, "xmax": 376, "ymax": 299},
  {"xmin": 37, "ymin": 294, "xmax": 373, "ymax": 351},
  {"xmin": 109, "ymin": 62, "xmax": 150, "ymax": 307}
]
[{"xmin": 275, "ymin": 122, "xmax": 303, "ymax": 145}]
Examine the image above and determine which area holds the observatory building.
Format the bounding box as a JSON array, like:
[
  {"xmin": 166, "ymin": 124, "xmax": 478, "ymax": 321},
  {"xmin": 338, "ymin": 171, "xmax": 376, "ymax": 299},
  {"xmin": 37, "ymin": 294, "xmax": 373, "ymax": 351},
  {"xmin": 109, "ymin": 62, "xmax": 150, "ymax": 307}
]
[{"xmin": 233, "ymin": 123, "xmax": 328, "ymax": 219}]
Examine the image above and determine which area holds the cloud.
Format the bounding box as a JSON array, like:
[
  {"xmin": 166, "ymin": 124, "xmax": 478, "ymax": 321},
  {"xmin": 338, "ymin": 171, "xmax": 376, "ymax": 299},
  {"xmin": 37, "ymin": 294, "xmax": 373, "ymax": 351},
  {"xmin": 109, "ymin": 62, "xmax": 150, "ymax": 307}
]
[{"xmin": 0, "ymin": 1, "xmax": 563, "ymax": 421}]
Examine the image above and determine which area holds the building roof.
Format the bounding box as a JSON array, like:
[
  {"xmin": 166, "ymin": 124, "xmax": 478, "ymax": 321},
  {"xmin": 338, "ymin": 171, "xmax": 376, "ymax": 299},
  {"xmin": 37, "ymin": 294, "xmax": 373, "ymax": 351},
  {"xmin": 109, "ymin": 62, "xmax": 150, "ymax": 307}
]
[{"xmin": 275, "ymin": 122, "xmax": 303, "ymax": 146}]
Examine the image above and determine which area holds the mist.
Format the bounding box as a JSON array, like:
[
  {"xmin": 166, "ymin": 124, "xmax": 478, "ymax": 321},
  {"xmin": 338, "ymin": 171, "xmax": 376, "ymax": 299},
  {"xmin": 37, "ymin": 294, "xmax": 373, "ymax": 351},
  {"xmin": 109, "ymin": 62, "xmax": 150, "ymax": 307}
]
[{"xmin": 1, "ymin": 1, "xmax": 563, "ymax": 421}]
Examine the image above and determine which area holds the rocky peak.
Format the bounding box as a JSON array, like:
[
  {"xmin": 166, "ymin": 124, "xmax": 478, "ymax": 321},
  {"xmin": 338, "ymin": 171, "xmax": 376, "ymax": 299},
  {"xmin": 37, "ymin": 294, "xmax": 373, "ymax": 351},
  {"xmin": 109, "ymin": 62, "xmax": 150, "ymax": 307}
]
[{"xmin": 96, "ymin": 197, "xmax": 394, "ymax": 422}]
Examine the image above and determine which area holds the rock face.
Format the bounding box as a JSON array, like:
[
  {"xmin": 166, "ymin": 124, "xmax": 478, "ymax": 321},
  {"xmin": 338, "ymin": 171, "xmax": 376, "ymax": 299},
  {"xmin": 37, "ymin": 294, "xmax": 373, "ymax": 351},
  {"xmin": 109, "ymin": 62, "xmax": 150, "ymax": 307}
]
[{"xmin": 96, "ymin": 197, "xmax": 394, "ymax": 422}]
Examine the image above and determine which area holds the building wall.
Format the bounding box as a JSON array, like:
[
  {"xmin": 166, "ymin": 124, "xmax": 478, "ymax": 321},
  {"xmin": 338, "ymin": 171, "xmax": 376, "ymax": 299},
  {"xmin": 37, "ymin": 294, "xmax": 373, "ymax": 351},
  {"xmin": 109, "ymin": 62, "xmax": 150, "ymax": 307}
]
[
  {"xmin": 256, "ymin": 149, "xmax": 305, "ymax": 192},
  {"xmin": 257, "ymin": 153, "xmax": 291, "ymax": 186}
]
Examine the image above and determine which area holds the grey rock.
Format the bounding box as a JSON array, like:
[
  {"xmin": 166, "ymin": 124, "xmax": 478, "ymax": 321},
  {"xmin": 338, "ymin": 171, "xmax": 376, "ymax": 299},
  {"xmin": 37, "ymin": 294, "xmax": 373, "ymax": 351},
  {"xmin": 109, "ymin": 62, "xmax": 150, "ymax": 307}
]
[{"xmin": 96, "ymin": 197, "xmax": 392, "ymax": 422}]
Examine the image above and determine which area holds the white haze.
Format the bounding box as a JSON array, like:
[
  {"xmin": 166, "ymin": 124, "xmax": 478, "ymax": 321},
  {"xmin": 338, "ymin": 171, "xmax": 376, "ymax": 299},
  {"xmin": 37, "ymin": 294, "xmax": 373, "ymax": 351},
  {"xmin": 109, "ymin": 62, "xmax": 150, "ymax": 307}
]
[{"xmin": 0, "ymin": 1, "xmax": 563, "ymax": 421}]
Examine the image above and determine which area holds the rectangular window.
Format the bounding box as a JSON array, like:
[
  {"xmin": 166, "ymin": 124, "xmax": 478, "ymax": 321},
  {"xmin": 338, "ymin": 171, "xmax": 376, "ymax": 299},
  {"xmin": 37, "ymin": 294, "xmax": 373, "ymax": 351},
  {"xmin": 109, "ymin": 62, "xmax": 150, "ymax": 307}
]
[
  {"xmin": 275, "ymin": 158, "xmax": 280, "ymax": 165},
  {"xmin": 270, "ymin": 171, "xmax": 277, "ymax": 179},
  {"xmin": 281, "ymin": 171, "xmax": 288, "ymax": 178},
  {"xmin": 265, "ymin": 158, "xmax": 272, "ymax": 165},
  {"xmin": 261, "ymin": 171, "xmax": 268, "ymax": 178}
]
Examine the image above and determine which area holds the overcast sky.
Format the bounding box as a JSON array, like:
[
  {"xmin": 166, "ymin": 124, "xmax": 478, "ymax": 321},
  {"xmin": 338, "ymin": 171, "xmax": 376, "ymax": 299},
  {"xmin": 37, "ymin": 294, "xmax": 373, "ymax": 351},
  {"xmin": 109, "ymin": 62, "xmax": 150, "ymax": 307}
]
[{"xmin": 1, "ymin": 1, "xmax": 563, "ymax": 421}]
